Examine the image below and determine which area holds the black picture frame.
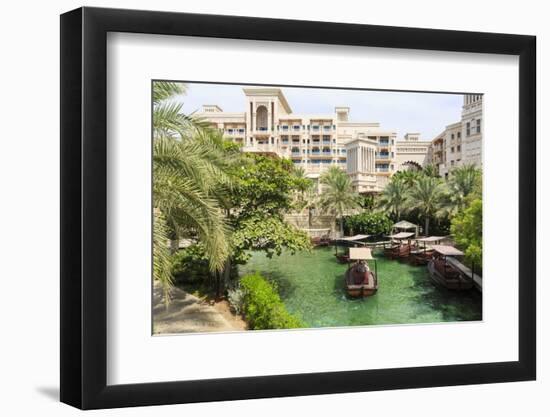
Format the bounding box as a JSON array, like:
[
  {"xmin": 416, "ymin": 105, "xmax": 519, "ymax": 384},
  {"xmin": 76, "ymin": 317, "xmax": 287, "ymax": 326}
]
[{"xmin": 60, "ymin": 6, "xmax": 536, "ymax": 410}]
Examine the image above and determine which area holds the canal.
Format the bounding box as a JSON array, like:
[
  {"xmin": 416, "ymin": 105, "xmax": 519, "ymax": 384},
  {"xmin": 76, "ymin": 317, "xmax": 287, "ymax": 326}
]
[{"xmin": 239, "ymin": 247, "xmax": 482, "ymax": 328}]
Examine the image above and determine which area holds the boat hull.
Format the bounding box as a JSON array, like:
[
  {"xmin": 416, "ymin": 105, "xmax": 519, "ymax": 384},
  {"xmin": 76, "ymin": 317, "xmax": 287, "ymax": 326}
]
[
  {"xmin": 345, "ymin": 269, "xmax": 378, "ymax": 298},
  {"xmin": 427, "ymin": 260, "xmax": 473, "ymax": 290}
]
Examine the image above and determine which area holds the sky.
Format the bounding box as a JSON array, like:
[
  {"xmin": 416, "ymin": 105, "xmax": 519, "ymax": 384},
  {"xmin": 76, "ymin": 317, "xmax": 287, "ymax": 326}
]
[{"xmin": 176, "ymin": 82, "xmax": 464, "ymax": 141}]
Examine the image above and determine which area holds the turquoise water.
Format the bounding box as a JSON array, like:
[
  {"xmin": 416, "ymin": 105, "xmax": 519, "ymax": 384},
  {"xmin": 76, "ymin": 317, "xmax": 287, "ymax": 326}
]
[{"xmin": 239, "ymin": 247, "xmax": 482, "ymax": 328}]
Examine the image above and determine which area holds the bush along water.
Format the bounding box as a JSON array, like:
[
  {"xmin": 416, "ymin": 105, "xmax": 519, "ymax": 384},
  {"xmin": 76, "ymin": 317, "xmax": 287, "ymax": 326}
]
[
  {"xmin": 343, "ymin": 212, "xmax": 392, "ymax": 237},
  {"xmin": 239, "ymin": 273, "xmax": 303, "ymax": 330}
]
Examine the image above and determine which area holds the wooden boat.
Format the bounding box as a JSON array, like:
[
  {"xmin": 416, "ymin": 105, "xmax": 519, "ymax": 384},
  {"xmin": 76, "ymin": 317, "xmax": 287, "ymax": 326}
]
[
  {"xmin": 334, "ymin": 234, "xmax": 370, "ymax": 263},
  {"xmin": 427, "ymin": 245, "xmax": 473, "ymax": 290},
  {"xmin": 383, "ymin": 244, "xmax": 399, "ymax": 259},
  {"xmin": 336, "ymin": 253, "xmax": 350, "ymax": 263},
  {"xmin": 344, "ymin": 248, "xmax": 378, "ymax": 298},
  {"xmin": 409, "ymin": 236, "xmax": 443, "ymax": 265},
  {"xmin": 384, "ymin": 232, "xmax": 414, "ymax": 260},
  {"xmin": 311, "ymin": 235, "xmax": 331, "ymax": 247}
]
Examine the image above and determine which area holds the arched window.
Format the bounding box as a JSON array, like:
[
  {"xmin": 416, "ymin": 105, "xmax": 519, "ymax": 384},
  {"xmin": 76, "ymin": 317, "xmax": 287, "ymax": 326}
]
[{"xmin": 256, "ymin": 106, "xmax": 268, "ymax": 131}]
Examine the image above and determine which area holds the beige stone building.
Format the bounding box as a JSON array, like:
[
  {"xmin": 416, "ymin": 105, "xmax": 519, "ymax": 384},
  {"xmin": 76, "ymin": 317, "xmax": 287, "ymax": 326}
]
[
  {"xmin": 198, "ymin": 87, "xmax": 432, "ymax": 193},
  {"xmin": 428, "ymin": 94, "xmax": 483, "ymax": 177}
]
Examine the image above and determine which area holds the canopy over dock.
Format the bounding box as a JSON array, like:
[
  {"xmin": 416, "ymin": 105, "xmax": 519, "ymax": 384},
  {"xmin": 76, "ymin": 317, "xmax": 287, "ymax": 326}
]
[
  {"xmin": 432, "ymin": 245, "xmax": 464, "ymax": 257},
  {"xmin": 392, "ymin": 220, "xmax": 420, "ymax": 237},
  {"xmin": 335, "ymin": 234, "xmax": 370, "ymax": 242},
  {"xmin": 349, "ymin": 247, "xmax": 374, "ymax": 260},
  {"xmin": 416, "ymin": 236, "xmax": 445, "ymax": 243}
]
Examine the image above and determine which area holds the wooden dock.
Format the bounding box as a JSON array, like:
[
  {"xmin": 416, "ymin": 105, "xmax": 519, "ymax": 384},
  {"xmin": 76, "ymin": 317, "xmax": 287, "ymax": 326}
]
[{"xmin": 447, "ymin": 257, "xmax": 482, "ymax": 292}]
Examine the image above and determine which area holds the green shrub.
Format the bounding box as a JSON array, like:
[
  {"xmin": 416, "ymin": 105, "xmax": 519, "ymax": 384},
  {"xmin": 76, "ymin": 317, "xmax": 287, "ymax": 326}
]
[
  {"xmin": 240, "ymin": 273, "xmax": 303, "ymax": 330},
  {"xmin": 451, "ymin": 198, "xmax": 482, "ymax": 272},
  {"xmin": 343, "ymin": 212, "xmax": 392, "ymax": 236},
  {"xmin": 170, "ymin": 244, "xmax": 210, "ymax": 283}
]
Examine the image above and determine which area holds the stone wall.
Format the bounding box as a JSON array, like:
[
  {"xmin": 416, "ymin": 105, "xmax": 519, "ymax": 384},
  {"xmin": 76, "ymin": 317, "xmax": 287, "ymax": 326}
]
[{"xmin": 285, "ymin": 214, "xmax": 337, "ymax": 237}]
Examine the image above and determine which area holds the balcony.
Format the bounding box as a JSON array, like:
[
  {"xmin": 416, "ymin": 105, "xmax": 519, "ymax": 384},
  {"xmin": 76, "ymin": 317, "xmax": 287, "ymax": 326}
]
[
  {"xmin": 376, "ymin": 153, "xmax": 391, "ymax": 160},
  {"xmin": 242, "ymin": 143, "xmax": 280, "ymax": 155}
]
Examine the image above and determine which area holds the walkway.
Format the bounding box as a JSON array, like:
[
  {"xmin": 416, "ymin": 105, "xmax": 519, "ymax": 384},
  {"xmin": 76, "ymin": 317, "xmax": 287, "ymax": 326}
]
[
  {"xmin": 447, "ymin": 257, "xmax": 483, "ymax": 292},
  {"xmin": 153, "ymin": 282, "xmax": 242, "ymax": 334}
]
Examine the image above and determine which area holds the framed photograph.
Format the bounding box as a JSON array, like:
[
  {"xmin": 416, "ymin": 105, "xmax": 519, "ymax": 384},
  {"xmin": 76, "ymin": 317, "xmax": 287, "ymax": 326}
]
[{"xmin": 60, "ymin": 6, "xmax": 536, "ymax": 409}]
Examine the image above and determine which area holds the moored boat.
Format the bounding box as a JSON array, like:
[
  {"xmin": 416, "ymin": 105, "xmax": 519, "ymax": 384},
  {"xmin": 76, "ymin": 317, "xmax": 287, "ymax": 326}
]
[
  {"xmin": 427, "ymin": 245, "xmax": 473, "ymax": 290},
  {"xmin": 333, "ymin": 234, "xmax": 370, "ymax": 264},
  {"xmin": 409, "ymin": 236, "xmax": 444, "ymax": 265},
  {"xmin": 344, "ymin": 247, "xmax": 378, "ymax": 297},
  {"xmin": 384, "ymin": 232, "xmax": 415, "ymax": 260}
]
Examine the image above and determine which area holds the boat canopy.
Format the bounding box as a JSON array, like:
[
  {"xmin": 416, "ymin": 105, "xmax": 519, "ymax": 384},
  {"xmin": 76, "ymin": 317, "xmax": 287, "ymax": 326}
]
[
  {"xmin": 432, "ymin": 245, "xmax": 464, "ymax": 257},
  {"xmin": 416, "ymin": 236, "xmax": 444, "ymax": 242},
  {"xmin": 392, "ymin": 220, "xmax": 419, "ymax": 237},
  {"xmin": 336, "ymin": 234, "xmax": 370, "ymax": 242},
  {"xmin": 389, "ymin": 232, "xmax": 415, "ymax": 239},
  {"xmin": 349, "ymin": 247, "xmax": 374, "ymax": 260},
  {"xmin": 393, "ymin": 220, "xmax": 418, "ymax": 229}
]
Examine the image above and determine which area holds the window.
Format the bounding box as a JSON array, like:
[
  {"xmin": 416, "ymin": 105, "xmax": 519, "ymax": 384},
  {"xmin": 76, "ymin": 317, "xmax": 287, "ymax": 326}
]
[
  {"xmin": 451, "ymin": 147, "xmax": 455, "ymax": 153},
  {"xmin": 457, "ymin": 132, "xmax": 461, "ymax": 139},
  {"xmin": 256, "ymin": 105, "xmax": 268, "ymax": 130},
  {"xmin": 466, "ymin": 122, "xmax": 471, "ymax": 136},
  {"xmin": 451, "ymin": 160, "xmax": 455, "ymax": 166},
  {"xmin": 476, "ymin": 119, "xmax": 481, "ymax": 133},
  {"xmin": 457, "ymin": 145, "xmax": 461, "ymax": 152},
  {"xmin": 451, "ymin": 133, "xmax": 454, "ymax": 140}
]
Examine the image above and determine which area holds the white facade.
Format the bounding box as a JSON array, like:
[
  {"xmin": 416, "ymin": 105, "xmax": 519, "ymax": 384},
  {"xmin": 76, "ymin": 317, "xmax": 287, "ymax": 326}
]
[{"xmin": 198, "ymin": 88, "xmax": 430, "ymax": 192}]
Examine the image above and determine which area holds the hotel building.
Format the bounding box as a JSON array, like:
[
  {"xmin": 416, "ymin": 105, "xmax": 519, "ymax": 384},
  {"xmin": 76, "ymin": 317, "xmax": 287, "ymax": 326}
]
[
  {"xmin": 198, "ymin": 87, "xmax": 431, "ymax": 193},
  {"xmin": 428, "ymin": 94, "xmax": 483, "ymax": 177}
]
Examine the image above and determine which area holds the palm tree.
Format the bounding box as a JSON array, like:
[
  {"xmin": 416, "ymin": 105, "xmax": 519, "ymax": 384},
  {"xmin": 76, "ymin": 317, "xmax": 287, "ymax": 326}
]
[
  {"xmin": 319, "ymin": 167, "xmax": 360, "ymax": 237},
  {"xmin": 407, "ymin": 176, "xmax": 447, "ymax": 236},
  {"xmin": 291, "ymin": 167, "xmax": 318, "ymax": 227},
  {"xmin": 392, "ymin": 169, "xmax": 419, "ymax": 187},
  {"xmin": 153, "ymin": 81, "xmax": 234, "ymax": 279},
  {"xmin": 302, "ymin": 184, "xmax": 319, "ymax": 228},
  {"xmin": 153, "ymin": 209, "xmax": 174, "ymax": 309},
  {"xmin": 378, "ymin": 177, "xmax": 407, "ymax": 221},
  {"xmin": 446, "ymin": 164, "xmax": 481, "ymax": 213},
  {"xmin": 422, "ymin": 164, "xmax": 440, "ymax": 178}
]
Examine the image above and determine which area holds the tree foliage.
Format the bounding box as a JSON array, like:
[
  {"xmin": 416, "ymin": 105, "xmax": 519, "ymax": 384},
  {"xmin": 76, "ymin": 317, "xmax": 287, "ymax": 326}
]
[
  {"xmin": 319, "ymin": 167, "xmax": 360, "ymax": 236},
  {"xmin": 378, "ymin": 177, "xmax": 408, "ymax": 221},
  {"xmin": 152, "ymin": 82, "xmax": 235, "ymax": 274},
  {"xmin": 343, "ymin": 212, "xmax": 393, "ymax": 236},
  {"xmin": 153, "ymin": 210, "xmax": 174, "ymax": 309},
  {"xmin": 406, "ymin": 176, "xmax": 447, "ymax": 236},
  {"xmin": 232, "ymin": 215, "xmax": 311, "ymax": 263},
  {"xmin": 228, "ymin": 155, "xmax": 312, "ymax": 262},
  {"xmin": 446, "ymin": 164, "xmax": 482, "ymax": 214},
  {"xmin": 451, "ymin": 198, "xmax": 482, "ymax": 268}
]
